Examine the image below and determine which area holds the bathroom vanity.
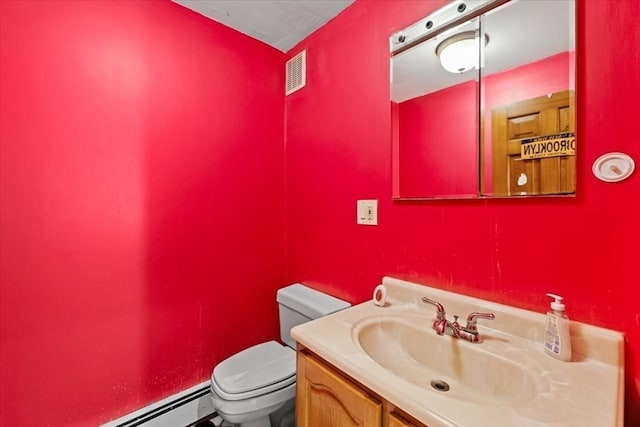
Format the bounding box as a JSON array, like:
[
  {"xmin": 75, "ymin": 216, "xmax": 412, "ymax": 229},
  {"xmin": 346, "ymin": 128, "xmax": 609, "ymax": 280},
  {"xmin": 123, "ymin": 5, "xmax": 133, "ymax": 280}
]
[
  {"xmin": 296, "ymin": 347, "xmax": 425, "ymax": 426},
  {"xmin": 291, "ymin": 277, "xmax": 624, "ymax": 427}
]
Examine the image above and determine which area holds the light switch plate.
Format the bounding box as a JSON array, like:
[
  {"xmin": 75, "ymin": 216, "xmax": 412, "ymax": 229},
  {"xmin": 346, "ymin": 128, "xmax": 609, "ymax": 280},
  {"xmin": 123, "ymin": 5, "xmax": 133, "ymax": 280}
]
[{"xmin": 357, "ymin": 200, "xmax": 378, "ymax": 225}]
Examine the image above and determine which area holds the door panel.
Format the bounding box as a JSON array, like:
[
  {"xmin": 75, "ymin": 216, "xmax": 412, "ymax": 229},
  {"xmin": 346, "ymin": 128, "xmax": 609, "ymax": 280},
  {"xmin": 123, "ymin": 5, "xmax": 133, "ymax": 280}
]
[
  {"xmin": 491, "ymin": 90, "xmax": 575, "ymax": 196},
  {"xmin": 297, "ymin": 352, "xmax": 382, "ymax": 427},
  {"xmin": 388, "ymin": 411, "xmax": 420, "ymax": 427}
]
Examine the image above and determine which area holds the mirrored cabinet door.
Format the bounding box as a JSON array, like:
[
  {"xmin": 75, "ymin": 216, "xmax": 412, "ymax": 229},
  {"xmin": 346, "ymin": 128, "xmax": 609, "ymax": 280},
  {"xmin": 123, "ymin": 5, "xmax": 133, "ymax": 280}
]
[
  {"xmin": 480, "ymin": 0, "xmax": 576, "ymax": 197},
  {"xmin": 392, "ymin": 18, "xmax": 480, "ymax": 199},
  {"xmin": 390, "ymin": 0, "xmax": 576, "ymax": 200}
]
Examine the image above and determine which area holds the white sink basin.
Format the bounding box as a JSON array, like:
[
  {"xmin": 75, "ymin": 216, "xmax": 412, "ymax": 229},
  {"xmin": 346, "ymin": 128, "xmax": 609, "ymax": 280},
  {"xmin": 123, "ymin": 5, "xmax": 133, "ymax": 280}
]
[
  {"xmin": 354, "ymin": 314, "xmax": 546, "ymax": 406},
  {"xmin": 291, "ymin": 276, "xmax": 624, "ymax": 427}
]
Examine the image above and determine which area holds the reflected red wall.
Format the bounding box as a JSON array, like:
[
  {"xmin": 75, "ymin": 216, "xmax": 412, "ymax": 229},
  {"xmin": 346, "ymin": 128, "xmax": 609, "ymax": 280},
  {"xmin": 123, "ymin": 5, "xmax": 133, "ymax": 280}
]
[
  {"xmin": 0, "ymin": 1, "xmax": 284, "ymax": 425},
  {"xmin": 394, "ymin": 53, "xmax": 570, "ymax": 197},
  {"xmin": 397, "ymin": 81, "xmax": 478, "ymax": 197},
  {"xmin": 285, "ymin": 0, "xmax": 640, "ymax": 424}
]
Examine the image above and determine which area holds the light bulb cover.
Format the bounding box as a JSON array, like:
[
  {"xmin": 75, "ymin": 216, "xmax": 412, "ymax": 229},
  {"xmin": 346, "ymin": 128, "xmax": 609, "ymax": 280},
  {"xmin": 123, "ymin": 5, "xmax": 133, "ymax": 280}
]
[{"xmin": 436, "ymin": 31, "xmax": 488, "ymax": 74}]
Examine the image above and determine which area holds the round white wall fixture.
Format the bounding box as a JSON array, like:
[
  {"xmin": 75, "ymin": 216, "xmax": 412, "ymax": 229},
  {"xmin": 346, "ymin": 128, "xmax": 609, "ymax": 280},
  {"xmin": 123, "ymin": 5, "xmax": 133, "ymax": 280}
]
[{"xmin": 592, "ymin": 152, "xmax": 635, "ymax": 182}]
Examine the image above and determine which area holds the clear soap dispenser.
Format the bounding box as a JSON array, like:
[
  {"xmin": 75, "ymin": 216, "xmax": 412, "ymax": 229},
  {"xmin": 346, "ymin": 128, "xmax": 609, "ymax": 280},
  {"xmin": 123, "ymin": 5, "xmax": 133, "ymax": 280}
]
[{"xmin": 544, "ymin": 293, "xmax": 572, "ymax": 361}]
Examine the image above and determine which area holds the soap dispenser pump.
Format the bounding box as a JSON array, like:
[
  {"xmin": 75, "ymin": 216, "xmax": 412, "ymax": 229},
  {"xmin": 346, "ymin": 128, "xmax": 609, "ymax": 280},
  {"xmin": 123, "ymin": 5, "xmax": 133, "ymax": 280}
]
[{"xmin": 544, "ymin": 293, "xmax": 572, "ymax": 361}]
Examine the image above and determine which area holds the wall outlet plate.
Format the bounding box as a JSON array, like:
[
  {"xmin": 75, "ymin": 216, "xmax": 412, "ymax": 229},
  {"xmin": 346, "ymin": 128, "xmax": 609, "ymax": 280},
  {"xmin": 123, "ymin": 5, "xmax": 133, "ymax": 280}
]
[{"xmin": 357, "ymin": 200, "xmax": 378, "ymax": 225}]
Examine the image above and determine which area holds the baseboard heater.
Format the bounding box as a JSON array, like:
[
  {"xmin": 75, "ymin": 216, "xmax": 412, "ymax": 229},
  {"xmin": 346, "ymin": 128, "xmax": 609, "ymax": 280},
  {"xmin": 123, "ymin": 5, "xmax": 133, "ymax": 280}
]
[{"xmin": 100, "ymin": 381, "xmax": 216, "ymax": 427}]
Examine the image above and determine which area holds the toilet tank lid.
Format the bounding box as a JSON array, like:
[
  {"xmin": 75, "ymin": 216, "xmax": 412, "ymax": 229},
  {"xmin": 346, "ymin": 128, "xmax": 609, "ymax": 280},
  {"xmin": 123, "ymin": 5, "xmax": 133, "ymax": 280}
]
[{"xmin": 277, "ymin": 283, "xmax": 350, "ymax": 319}]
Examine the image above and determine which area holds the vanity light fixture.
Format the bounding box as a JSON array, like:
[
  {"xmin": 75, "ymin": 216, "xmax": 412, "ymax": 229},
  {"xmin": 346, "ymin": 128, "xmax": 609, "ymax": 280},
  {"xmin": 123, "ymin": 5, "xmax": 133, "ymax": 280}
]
[{"xmin": 436, "ymin": 31, "xmax": 488, "ymax": 74}]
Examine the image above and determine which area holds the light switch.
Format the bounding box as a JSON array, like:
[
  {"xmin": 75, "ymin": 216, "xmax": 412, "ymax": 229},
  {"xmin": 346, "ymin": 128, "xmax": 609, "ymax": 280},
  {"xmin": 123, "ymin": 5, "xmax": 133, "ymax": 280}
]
[{"xmin": 357, "ymin": 200, "xmax": 378, "ymax": 225}]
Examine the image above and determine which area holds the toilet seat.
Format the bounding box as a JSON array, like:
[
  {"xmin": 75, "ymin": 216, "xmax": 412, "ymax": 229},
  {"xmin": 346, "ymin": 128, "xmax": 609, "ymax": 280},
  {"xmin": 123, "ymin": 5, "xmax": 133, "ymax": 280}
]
[{"xmin": 211, "ymin": 341, "xmax": 296, "ymax": 401}]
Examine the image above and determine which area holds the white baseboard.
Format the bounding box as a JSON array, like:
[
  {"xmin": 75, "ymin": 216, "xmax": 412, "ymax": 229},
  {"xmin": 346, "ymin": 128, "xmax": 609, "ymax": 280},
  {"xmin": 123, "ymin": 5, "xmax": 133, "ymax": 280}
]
[{"xmin": 100, "ymin": 381, "xmax": 215, "ymax": 427}]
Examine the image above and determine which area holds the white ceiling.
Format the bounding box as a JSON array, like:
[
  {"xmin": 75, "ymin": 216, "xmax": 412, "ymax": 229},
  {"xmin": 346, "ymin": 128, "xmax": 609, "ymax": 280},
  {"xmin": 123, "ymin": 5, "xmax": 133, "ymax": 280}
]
[{"xmin": 173, "ymin": 0, "xmax": 354, "ymax": 52}]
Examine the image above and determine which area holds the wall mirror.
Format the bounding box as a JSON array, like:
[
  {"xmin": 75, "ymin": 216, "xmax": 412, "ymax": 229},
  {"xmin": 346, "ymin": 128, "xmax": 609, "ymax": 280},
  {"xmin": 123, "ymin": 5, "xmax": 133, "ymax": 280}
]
[{"xmin": 391, "ymin": 0, "xmax": 576, "ymax": 199}]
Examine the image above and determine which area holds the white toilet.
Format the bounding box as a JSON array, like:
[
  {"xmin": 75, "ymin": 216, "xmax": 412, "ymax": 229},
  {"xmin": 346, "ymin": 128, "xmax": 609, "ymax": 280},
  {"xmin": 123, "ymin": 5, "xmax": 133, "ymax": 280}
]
[{"xmin": 210, "ymin": 283, "xmax": 350, "ymax": 427}]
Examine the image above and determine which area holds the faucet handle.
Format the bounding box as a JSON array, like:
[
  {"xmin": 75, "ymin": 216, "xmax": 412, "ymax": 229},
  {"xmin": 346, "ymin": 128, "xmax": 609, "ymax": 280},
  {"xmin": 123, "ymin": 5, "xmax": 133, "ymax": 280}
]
[
  {"xmin": 421, "ymin": 297, "xmax": 446, "ymax": 319},
  {"xmin": 422, "ymin": 297, "xmax": 448, "ymax": 335},
  {"xmin": 464, "ymin": 312, "xmax": 495, "ymax": 333}
]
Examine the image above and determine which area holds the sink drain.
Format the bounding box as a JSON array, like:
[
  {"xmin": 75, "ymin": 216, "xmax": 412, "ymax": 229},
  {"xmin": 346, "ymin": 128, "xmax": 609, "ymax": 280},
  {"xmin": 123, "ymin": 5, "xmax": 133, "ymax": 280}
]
[{"xmin": 430, "ymin": 379, "xmax": 450, "ymax": 392}]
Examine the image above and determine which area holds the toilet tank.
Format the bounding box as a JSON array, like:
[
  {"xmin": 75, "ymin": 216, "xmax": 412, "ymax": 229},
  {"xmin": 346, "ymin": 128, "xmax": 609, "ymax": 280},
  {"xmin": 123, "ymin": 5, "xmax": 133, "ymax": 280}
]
[{"xmin": 276, "ymin": 283, "xmax": 350, "ymax": 349}]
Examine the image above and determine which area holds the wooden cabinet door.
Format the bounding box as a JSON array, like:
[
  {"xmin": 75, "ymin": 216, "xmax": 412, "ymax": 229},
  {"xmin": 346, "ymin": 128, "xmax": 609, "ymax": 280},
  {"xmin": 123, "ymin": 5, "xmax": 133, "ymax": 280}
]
[
  {"xmin": 297, "ymin": 352, "xmax": 382, "ymax": 427},
  {"xmin": 388, "ymin": 411, "xmax": 425, "ymax": 427}
]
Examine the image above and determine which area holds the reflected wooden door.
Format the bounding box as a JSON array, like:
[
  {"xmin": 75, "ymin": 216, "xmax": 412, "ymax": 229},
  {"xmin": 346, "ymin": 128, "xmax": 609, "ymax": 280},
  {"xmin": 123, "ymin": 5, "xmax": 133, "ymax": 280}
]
[{"xmin": 491, "ymin": 90, "xmax": 575, "ymax": 196}]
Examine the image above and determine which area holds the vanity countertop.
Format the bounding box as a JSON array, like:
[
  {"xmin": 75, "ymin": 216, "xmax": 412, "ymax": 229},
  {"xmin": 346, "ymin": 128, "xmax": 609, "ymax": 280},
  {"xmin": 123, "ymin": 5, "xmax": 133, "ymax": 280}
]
[{"xmin": 291, "ymin": 276, "xmax": 624, "ymax": 427}]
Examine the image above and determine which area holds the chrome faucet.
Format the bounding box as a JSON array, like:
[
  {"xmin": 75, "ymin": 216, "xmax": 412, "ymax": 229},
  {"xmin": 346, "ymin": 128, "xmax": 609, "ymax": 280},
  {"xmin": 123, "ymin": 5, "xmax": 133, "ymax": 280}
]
[
  {"xmin": 421, "ymin": 297, "xmax": 495, "ymax": 343},
  {"xmin": 421, "ymin": 297, "xmax": 448, "ymax": 335}
]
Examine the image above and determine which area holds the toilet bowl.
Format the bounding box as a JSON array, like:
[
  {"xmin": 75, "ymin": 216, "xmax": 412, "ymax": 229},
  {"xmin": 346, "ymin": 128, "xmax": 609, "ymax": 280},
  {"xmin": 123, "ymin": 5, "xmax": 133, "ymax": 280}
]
[
  {"xmin": 210, "ymin": 284, "xmax": 350, "ymax": 427},
  {"xmin": 210, "ymin": 341, "xmax": 295, "ymax": 427}
]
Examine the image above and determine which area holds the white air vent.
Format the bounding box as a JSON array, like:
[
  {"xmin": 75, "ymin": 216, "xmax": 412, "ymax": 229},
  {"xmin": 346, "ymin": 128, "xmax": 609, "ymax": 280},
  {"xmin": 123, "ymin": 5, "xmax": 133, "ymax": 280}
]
[{"xmin": 286, "ymin": 50, "xmax": 306, "ymax": 95}]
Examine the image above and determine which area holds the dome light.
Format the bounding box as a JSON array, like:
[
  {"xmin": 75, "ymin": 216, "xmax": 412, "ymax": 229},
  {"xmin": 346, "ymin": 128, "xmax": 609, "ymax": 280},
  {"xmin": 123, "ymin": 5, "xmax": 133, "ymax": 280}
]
[{"xmin": 436, "ymin": 31, "xmax": 488, "ymax": 74}]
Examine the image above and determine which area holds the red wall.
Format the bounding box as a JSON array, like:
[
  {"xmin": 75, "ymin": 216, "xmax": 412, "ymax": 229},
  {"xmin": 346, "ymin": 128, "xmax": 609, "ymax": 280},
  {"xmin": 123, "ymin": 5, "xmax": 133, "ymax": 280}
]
[
  {"xmin": 0, "ymin": 1, "xmax": 284, "ymax": 425},
  {"xmin": 2, "ymin": 0, "xmax": 638, "ymax": 425},
  {"xmin": 397, "ymin": 81, "xmax": 478, "ymax": 197},
  {"xmin": 285, "ymin": 0, "xmax": 640, "ymax": 424}
]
